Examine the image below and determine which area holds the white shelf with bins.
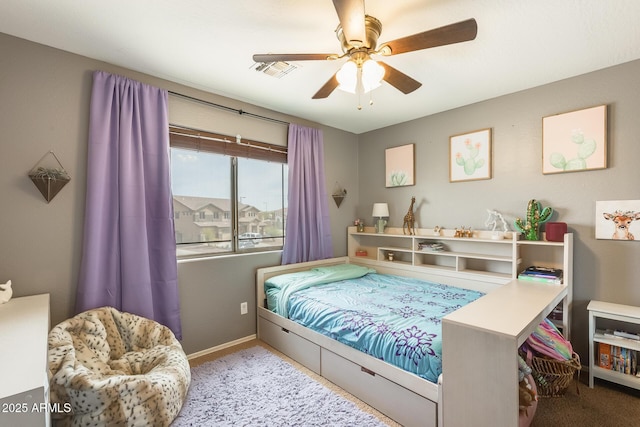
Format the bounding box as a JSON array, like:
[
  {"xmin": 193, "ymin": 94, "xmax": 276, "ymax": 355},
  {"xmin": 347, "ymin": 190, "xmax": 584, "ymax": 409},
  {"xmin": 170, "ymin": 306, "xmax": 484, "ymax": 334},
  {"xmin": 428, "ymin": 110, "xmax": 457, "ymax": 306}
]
[
  {"xmin": 347, "ymin": 226, "xmax": 573, "ymax": 339},
  {"xmin": 588, "ymin": 300, "xmax": 640, "ymax": 390}
]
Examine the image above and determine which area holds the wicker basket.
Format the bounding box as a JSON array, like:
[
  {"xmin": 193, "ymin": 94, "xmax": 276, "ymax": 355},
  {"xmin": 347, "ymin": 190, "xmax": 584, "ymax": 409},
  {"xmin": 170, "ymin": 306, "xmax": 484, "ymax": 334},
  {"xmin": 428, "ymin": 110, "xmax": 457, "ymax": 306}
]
[{"xmin": 530, "ymin": 352, "xmax": 581, "ymax": 397}]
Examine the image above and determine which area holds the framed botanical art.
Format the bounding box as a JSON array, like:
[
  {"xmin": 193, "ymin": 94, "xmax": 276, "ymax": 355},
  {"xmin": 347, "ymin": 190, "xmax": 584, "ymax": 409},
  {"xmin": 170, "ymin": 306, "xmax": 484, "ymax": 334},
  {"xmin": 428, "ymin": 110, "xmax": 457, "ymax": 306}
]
[
  {"xmin": 385, "ymin": 143, "xmax": 415, "ymax": 187},
  {"xmin": 449, "ymin": 128, "xmax": 492, "ymax": 182},
  {"xmin": 542, "ymin": 104, "xmax": 607, "ymax": 174}
]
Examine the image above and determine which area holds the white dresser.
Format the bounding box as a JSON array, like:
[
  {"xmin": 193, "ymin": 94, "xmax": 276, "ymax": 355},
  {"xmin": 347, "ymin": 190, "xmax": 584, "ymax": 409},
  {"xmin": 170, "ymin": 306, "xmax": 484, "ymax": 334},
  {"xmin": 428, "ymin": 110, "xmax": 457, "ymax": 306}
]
[{"xmin": 0, "ymin": 294, "xmax": 50, "ymax": 427}]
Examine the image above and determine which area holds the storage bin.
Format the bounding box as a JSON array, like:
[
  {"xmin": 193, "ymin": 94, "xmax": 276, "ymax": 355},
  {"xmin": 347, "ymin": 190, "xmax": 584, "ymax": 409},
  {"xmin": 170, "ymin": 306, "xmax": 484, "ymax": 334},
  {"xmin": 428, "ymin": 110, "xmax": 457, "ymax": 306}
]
[{"xmin": 530, "ymin": 352, "xmax": 581, "ymax": 397}]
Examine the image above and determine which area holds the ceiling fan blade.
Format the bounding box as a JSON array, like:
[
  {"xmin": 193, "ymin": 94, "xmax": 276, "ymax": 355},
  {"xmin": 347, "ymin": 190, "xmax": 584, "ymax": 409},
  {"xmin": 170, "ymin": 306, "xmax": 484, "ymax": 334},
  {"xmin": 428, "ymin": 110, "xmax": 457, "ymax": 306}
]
[
  {"xmin": 380, "ymin": 18, "xmax": 478, "ymax": 55},
  {"xmin": 312, "ymin": 73, "xmax": 339, "ymax": 99},
  {"xmin": 379, "ymin": 61, "xmax": 422, "ymax": 94},
  {"xmin": 332, "ymin": 0, "xmax": 367, "ymax": 47},
  {"xmin": 253, "ymin": 53, "xmax": 334, "ymax": 63}
]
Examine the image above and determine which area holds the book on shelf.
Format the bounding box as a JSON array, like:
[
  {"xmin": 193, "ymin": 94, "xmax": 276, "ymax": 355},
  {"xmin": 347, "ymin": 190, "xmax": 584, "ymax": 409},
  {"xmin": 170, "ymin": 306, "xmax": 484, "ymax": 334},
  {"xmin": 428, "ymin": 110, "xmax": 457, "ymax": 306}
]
[
  {"xmin": 548, "ymin": 304, "xmax": 564, "ymax": 320},
  {"xmin": 597, "ymin": 328, "xmax": 640, "ymax": 341},
  {"xmin": 599, "ymin": 342, "xmax": 611, "ymax": 369},
  {"xmin": 517, "ymin": 274, "xmax": 562, "ymax": 284},
  {"xmin": 598, "ymin": 342, "xmax": 640, "ymax": 377},
  {"xmin": 417, "ymin": 241, "xmax": 445, "ymax": 252},
  {"xmin": 613, "ymin": 330, "xmax": 640, "ymax": 341},
  {"xmin": 519, "ymin": 266, "xmax": 563, "ymax": 278},
  {"xmin": 518, "ymin": 266, "xmax": 563, "ymax": 284}
]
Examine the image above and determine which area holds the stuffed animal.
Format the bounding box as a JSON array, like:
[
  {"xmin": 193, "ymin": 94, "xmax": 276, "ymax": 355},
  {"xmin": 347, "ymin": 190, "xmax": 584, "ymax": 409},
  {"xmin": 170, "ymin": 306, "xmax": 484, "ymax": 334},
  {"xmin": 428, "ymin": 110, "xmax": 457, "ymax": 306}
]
[
  {"xmin": 0, "ymin": 280, "xmax": 12, "ymax": 304},
  {"xmin": 519, "ymin": 376, "xmax": 537, "ymax": 410},
  {"xmin": 518, "ymin": 354, "xmax": 538, "ymax": 412}
]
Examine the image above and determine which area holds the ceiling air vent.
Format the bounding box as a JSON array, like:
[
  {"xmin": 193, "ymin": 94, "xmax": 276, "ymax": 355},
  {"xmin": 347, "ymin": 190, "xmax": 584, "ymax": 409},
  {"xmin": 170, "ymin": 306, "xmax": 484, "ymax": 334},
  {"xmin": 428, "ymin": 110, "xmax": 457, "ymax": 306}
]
[{"xmin": 253, "ymin": 61, "xmax": 298, "ymax": 78}]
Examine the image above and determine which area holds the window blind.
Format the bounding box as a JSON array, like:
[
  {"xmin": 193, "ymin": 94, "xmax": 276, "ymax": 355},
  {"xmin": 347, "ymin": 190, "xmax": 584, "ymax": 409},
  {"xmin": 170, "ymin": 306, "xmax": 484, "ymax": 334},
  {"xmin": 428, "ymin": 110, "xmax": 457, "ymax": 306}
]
[{"xmin": 169, "ymin": 125, "xmax": 287, "ymax": 163}]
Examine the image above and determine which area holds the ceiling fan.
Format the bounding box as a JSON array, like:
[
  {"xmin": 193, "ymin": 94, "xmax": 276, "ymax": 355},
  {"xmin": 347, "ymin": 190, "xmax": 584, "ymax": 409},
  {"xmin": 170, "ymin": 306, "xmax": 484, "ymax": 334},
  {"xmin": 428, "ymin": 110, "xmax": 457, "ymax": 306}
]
[{"xmin": 253, "ymin": 0, "xmax": 478, "ymax": 100}]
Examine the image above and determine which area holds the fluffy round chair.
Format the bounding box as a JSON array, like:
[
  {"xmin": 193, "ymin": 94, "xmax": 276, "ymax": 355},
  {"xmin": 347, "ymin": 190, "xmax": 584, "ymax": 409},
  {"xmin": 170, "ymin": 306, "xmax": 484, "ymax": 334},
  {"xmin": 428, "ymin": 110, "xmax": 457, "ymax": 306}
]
[{"xmin": 48, "ymin": 307, "xmax": 191, "ymax": 427}]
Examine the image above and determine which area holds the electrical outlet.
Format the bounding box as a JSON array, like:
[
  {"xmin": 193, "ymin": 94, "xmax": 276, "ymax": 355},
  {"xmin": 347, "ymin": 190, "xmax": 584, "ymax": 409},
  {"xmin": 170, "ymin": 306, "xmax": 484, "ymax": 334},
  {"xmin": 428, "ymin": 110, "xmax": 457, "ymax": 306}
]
[{"xmin": 240, "ymin": 302, "xmax": 248, "ymax": 315}]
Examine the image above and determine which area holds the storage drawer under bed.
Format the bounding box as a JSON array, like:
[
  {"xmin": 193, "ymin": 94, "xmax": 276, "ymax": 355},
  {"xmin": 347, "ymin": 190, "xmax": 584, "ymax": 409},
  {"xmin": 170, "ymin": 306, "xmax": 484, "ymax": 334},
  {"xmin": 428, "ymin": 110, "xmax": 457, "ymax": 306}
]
[
  {"xmin": 320, "ymin": 348, "xmax": 437, "ymax": 427},
  {"xmin": 258, "ymin": 315, "xmax": 321, "ymax": 374}
]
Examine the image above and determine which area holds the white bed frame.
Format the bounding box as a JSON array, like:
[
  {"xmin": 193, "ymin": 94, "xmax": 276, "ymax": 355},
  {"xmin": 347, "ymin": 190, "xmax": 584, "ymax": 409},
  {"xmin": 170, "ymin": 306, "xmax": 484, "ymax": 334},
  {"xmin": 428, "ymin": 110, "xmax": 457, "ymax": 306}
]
[{"xmin": 256, "ymin": 256, "xmax": 567, "ymax": 427}]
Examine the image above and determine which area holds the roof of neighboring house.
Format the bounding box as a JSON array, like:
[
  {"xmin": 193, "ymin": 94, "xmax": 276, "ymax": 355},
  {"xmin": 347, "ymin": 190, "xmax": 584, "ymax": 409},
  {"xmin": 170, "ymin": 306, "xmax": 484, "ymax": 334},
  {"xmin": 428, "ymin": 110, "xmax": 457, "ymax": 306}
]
[
  {"xmin": 173, "ymin": 195, "xmax": 255, "ymax": 212},
  {"xmin": 193, "ymin": 221, "xmax": 225, "ymax": 228}
]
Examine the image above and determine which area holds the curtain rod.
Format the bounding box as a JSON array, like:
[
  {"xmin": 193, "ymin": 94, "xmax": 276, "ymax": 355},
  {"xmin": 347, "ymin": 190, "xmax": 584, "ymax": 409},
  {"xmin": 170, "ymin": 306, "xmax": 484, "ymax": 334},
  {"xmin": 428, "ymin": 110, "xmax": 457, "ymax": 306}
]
[{"xmin": 168, "ymin": 91, "xmax": 290, "ymax": 126}]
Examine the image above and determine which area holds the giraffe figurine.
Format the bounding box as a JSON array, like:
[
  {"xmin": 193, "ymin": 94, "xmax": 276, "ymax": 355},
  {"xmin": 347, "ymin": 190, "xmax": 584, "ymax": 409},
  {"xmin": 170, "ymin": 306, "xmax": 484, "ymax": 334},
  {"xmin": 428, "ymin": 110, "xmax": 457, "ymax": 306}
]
[{"xmin": 403, "ymin": 196, "xmax": 416, "ymax": 235}]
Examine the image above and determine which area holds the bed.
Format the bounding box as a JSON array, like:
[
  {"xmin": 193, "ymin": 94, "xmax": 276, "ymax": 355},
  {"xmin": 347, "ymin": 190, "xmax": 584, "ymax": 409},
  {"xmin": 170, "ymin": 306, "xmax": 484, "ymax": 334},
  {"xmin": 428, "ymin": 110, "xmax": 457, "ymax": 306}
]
[
  {"xmin": 256, "ymin": 256, "xmax": 566, "ymax": 427},
  {"xmin": 265, "ymin": 263, "xmax": 485, "ymax": 384}
]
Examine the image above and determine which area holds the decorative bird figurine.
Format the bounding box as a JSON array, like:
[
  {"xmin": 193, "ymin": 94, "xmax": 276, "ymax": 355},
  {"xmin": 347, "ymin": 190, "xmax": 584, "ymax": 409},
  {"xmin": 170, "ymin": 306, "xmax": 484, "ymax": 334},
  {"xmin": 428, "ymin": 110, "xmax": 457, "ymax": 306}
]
[{"xmin": 0, "ymin": 280, "xmax": 12, "ymax": 304}]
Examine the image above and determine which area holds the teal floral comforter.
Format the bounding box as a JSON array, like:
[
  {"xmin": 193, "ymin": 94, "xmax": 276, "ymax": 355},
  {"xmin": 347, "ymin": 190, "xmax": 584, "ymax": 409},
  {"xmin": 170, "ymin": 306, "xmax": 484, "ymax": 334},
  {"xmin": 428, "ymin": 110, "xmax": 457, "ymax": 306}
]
[{"xmin": 266, "ymin": 268, "xmax": 484, "ymax": 383}]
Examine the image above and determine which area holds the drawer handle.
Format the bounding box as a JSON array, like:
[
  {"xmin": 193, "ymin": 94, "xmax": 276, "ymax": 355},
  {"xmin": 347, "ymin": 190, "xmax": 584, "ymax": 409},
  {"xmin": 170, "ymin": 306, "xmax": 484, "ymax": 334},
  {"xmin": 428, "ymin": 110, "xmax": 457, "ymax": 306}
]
[
  {"xmin": 361, "ymin": 366, "xmax": 376, "ymax": 377},
  {"xmin": 281, "ymin": 327, "xmax": 290, "ymax": 333}
]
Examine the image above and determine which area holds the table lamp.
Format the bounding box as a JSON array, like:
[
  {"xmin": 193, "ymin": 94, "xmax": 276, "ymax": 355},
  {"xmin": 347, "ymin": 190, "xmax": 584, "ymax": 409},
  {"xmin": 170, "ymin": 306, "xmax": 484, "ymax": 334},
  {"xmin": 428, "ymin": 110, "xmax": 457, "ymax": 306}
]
[{"xmin": 372, "ymin": 203, "xmax": 389, "ymax": 234}]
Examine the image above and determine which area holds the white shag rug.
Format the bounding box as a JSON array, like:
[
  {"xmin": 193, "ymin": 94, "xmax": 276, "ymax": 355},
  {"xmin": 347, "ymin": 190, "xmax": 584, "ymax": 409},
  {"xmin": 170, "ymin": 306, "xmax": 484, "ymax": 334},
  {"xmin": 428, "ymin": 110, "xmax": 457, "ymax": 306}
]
[{"xmin": 172, "ymin": 346, "xmax": 389, "ymax": 426}]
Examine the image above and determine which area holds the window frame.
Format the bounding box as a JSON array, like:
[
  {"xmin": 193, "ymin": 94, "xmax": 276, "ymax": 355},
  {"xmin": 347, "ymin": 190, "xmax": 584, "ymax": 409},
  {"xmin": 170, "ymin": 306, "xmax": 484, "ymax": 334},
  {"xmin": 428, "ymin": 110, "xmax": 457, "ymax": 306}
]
[{"xmin": 169, "ymin": 125, "xmax": 287, "ymax": 258}]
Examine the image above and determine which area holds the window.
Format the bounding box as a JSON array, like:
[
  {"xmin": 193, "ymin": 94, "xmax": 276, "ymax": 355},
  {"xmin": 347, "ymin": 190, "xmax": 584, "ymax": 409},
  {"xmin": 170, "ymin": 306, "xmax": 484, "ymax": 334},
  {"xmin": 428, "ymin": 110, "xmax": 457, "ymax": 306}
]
[{"xmin": 169, "ymin": 127, "xmax": 287, "ymax": 258}]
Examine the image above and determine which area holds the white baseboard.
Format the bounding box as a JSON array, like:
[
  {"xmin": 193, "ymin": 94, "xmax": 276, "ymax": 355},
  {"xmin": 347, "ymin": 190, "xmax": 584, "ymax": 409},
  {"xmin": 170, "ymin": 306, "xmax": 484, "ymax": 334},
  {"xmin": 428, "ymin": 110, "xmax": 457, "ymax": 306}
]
[{"xmin": 187, "ymin": 334, "xmax": 257, "ymax": 360}]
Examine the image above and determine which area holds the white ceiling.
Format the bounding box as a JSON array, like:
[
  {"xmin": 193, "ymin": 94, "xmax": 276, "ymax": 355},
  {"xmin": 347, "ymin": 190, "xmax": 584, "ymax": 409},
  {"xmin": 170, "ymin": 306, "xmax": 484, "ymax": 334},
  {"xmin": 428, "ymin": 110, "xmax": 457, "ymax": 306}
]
[{"xmin": 2, "ymin": 0, "xmax": 640, "ymax": 134}]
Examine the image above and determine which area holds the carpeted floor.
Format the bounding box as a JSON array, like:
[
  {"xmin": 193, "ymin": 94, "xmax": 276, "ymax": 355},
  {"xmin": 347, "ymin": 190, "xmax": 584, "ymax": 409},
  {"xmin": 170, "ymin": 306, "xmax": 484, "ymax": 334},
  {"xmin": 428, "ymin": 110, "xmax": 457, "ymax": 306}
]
[
  {"xmin": 186, "ymin": 340, "xmax": 640, "ymax": 427},
  {"xmin": 177, "ymin": 341, "xmax": 399, "ymax": 426},
  {"xmin": 531, "ymin": 373, "xmax": 640, "ymax": 426}
]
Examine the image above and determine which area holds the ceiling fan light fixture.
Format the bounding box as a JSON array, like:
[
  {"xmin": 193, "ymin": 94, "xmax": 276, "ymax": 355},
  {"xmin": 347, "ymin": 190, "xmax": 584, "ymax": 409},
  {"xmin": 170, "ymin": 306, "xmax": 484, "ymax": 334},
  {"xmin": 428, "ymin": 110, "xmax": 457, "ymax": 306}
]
[
  {"xmin": 361, "ymin": 59, "xmax": 384, "ymax": 93},
  {"xmin": 254, "ymin": 3, "xmax": 478, "ymax": 101},
  {"xmin": 336, "ymin": 60, "xmax": 358, "ymax": 93},
  {"xmin": 336, "ymin": 58, "xmax": 384, "ymax": 95}
]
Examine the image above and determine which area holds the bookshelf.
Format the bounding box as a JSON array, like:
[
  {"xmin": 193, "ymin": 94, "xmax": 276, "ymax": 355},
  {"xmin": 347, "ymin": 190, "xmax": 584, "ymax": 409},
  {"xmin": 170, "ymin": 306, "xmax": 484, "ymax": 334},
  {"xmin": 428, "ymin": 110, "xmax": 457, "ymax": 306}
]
[
  {"xmin": 588, "ymin": 300, "xmax": 640, "ymax": 390},
  {"xmin": 348, "ymin": 226, "xmax": 573, "ymax": 339}
]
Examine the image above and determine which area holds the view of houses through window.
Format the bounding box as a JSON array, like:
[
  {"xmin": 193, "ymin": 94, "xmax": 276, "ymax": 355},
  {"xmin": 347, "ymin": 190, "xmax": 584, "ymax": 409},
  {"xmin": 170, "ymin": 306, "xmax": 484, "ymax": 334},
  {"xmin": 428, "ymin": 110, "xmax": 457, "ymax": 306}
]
[{"xmin": 170, "ymin": 147, "xmax": 287, "ymax": 257}]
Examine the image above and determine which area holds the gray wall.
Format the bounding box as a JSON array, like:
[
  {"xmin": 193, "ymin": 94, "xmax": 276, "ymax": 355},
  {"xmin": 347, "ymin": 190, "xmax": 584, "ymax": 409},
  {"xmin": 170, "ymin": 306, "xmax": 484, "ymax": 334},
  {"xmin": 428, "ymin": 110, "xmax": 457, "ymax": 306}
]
[
  {"xmin": 357, "ymin": 59, "xmax": 640, "ymax": 359},
  {"xmin": 3, "ymin": 30, "xmax": 639, "ymax": 361},
  {"xmin": 0, "ymin": 33, "xmax": 358, "ymax": 354}
]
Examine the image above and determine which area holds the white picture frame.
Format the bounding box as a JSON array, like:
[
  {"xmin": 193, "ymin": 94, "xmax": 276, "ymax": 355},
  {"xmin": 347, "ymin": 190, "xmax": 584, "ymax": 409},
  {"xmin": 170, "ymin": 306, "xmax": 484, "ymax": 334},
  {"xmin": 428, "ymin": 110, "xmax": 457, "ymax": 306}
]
[
  {"xmin": 595, "ymin": 200, "xmax": 640, "ymax": 240},
  {"xmin": 449, "ymin": 128, "xmax": 492, "ymax": 182}
]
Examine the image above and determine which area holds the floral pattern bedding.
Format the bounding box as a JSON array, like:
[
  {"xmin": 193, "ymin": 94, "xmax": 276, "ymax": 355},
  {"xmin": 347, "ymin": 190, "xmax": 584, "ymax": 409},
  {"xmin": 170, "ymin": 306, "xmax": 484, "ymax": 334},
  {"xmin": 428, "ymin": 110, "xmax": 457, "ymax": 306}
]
[{"xmin": 267, "ymin": 270, "xmax": 484, "ymax": 383}]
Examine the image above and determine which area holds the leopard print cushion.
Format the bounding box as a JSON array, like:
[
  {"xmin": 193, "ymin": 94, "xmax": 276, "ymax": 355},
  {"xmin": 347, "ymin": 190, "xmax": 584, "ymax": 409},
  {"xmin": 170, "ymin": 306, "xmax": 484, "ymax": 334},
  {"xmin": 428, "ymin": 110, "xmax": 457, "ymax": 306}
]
[{"xmin": 48, "ymin": 307, "xmax": 191, "ymax": 426}]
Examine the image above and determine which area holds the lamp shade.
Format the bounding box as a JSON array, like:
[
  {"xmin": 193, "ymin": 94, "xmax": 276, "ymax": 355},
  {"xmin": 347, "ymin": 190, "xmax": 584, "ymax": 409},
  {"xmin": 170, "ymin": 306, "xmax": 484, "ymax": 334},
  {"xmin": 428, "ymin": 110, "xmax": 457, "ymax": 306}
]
[
  {"xmin": 336, "ymin": 60, "xmax": 358, "ymax": 94},
  {"xmin": 361, "ymin": 59, "xmax": 384, "ymax": 93},
  {"xmin": 372, "ymin": 203, "xmax": 389, "ymax": 217},
  {"xmin": 336, "ymin": 58, "xmax": 384, "ymax": 95}
]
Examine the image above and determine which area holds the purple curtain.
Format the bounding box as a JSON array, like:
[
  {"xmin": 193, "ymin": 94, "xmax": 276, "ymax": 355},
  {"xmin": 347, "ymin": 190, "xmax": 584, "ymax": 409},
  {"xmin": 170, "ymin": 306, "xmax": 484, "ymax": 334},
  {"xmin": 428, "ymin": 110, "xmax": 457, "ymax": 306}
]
[
  {"xmin": 76, "ymin": 71, "xmax": 182, "ymax": 339},
  {"xmin": 282, "ymin": 124, "xmax": 333, "ymax": 264}
]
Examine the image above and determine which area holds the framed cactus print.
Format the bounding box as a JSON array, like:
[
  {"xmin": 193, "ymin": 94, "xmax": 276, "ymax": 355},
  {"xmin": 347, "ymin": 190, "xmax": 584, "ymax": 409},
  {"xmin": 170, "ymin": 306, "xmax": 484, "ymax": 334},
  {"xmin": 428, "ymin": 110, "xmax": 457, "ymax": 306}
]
[
  {"xmin": 385, "ymin": 143, "xmax": 415, "ymax": 187},
  {"xmin": 449, "ymin": 128, "xmax": 492, "ymax": 182},
  {"xmin": 542, "ymin": 104, "xmax": 607, "ymax": 174}
]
